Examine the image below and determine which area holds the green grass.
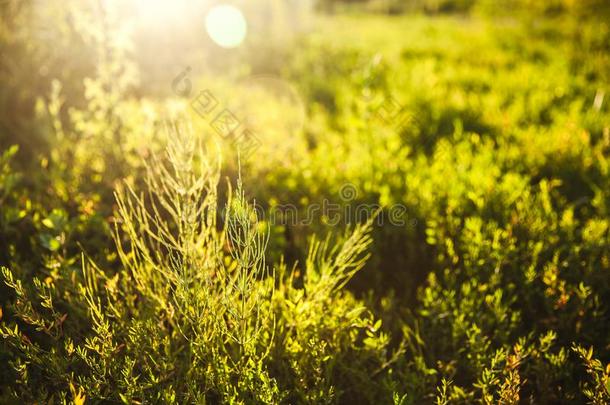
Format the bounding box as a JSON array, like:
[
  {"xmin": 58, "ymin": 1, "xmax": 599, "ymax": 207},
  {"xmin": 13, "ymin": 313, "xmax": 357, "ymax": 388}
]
[{"xmin": 1, "ymin": 2, "xmax": 610, "ymax": 403}]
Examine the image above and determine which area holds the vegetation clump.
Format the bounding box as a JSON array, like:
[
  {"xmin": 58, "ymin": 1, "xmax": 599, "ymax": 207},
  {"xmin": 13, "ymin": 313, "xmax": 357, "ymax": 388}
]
[{"xmin": 1, "ymin": 0, "xmax": 610, "ymax": 403}]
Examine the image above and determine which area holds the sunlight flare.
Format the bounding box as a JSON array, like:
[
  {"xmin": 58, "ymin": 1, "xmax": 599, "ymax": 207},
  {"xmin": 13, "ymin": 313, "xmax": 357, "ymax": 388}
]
[{"xmin": 205, "ymin": 4, "xmax": 247, "ymax": 48}]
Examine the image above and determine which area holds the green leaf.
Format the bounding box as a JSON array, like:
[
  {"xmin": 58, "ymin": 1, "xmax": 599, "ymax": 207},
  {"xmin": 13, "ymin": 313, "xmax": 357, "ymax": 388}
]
[{"xmin": 40, "ymin": 234, "xmax": 61, "ymax": 251}]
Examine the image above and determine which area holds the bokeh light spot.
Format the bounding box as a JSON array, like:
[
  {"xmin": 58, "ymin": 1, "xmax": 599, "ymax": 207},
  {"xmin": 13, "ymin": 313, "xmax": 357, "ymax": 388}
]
[{"xmin": 205, "ymin": 4, "xmax": 247, "ymax": 49}]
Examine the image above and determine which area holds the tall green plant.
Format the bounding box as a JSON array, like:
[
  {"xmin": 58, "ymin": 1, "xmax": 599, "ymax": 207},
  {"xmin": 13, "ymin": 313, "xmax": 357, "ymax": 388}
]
[{"xmin": 1, "ymin": 123, "xmax": 391, "ymax": 403}]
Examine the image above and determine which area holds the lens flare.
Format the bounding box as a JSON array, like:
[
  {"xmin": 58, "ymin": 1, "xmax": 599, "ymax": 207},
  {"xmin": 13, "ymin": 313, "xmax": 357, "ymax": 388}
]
[{"xmin": 205, "ymin": 4, "xmax": 247, "ymax": 49}]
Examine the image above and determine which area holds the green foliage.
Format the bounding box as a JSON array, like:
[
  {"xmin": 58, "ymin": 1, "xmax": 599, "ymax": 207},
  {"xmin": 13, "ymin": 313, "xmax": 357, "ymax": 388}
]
[
  {"xmin": 573, "ymin": 345, "xmax": 610, "ymax": 405},
  {"xmin": 1, "ymin": 1, "xmax": 610, "ymax": 403},
  {"xmin": 0, "ymin": 124, "xmax": 389, "ymax": 403}
]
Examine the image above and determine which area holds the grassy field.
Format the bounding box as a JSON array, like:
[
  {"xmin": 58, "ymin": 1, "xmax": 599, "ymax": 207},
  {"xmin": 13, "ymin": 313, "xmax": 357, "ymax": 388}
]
[{"xmin": 1, "ymin": 1, "xmax": 609, "ymax": 403}]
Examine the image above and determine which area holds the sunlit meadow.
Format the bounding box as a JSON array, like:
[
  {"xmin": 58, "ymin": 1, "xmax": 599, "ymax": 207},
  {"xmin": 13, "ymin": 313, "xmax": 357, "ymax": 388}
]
[{"xmin": 1, "ymin": 0, "xmax": 609, "ymax": 403}]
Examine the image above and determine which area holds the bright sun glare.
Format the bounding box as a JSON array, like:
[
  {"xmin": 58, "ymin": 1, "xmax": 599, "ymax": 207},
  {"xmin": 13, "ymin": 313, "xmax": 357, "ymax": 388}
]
[{"xmin": 205, "ymin": 4, "xmax": 247, "ymax": 49}]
